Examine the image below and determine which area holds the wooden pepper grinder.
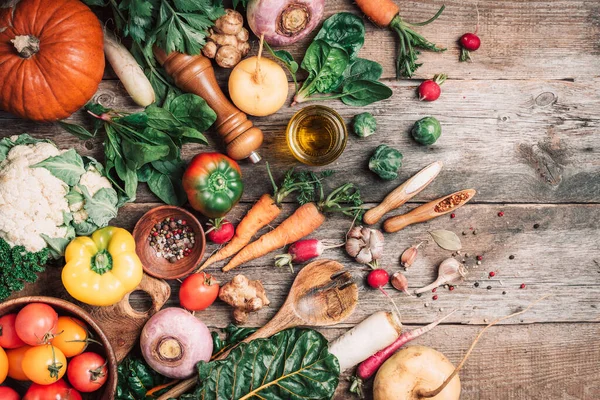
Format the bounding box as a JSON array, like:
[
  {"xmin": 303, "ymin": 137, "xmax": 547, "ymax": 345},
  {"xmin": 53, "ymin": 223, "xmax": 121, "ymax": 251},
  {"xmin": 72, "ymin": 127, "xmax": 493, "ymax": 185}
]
[{"xmin": 154, "ymin": 48, "xmax": 263, "ymax": 163}]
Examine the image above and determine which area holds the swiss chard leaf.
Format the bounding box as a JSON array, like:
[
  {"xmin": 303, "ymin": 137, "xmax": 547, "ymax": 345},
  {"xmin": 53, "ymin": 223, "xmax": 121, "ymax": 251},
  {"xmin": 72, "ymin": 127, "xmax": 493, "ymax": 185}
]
[
  {"xmin": 341, "ymin": 80, "xmax": 393, "ymax": 107},
  {"xmin": 116, "ymin": 356, "xmax": 173, "ymax": 400},
  {"xmin": 313, "ymin": 12, "xmax": 365, "ymax": 61},
  {"xmin": 185, "ymin": 329, "xmax": 340, "ymax": 400},
  {"xmin": 31, "ymin": 149, "xmax": 86, "ymax": 186}
]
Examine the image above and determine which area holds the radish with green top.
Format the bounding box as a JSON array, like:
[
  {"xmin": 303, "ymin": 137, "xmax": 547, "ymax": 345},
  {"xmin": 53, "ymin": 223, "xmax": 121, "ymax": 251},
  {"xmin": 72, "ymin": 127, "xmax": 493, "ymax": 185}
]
[
  {"xmin": 274, "ymin": 239, "xmax": 343, "ymax": 271},
  {"xmin": 206, "ymin": 219, "xmax": 235, "ymax": 244}
]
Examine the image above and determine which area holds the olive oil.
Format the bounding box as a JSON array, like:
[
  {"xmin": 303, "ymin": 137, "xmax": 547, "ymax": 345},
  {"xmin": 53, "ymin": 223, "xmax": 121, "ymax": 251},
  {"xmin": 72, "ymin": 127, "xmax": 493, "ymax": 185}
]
[{"xmin": 286, "ymin": 105, "xmax": 347, "ymax": 166}]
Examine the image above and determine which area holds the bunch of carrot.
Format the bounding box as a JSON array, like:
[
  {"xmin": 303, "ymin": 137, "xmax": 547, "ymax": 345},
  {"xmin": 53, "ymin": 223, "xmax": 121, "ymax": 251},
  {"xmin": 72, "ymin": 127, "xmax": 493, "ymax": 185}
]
[{"xmin": 198, "ymin": 166, "xmax": 364, "ymax": 272}]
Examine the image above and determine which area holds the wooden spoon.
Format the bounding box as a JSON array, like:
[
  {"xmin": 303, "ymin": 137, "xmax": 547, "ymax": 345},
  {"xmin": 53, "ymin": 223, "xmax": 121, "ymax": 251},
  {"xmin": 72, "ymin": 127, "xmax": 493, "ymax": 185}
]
[
  {"xmin": 384, "ymin": 189, "xmax": 476, "ymax": 233},
  {"xmin": 158, "ymin": 259, "xmax": 358, "ymax": 399}
]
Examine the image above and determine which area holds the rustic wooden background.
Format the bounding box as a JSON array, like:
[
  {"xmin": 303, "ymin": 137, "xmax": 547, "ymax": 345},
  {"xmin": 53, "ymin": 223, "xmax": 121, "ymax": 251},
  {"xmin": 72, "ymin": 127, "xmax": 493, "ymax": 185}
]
[{"xmin": 2, "ymin": 0, "xmax": 600, "ymax": 399}]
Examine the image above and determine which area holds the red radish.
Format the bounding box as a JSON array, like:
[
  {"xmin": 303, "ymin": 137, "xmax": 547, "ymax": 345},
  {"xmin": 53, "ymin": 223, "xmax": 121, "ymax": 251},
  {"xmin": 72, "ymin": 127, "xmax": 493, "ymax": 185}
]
[
  {"xmin": 418, "ymin": 74, "xmax": 447, "ymax": 101},
  {"xmin": 459, "ymin": 7, "xmax": 481, "ymax": 62},
  {"xmin": 367, "ymin": 269, "xmax": 390, "ymax": 289},
  {"xmin": 274, "ymin": 239, "xmax": 343, "ymax": 271},
  {"xmin": 356, "ymin": 310, "xmax": 456, "ymax": 381},
  {"xmin": 206, "ymin": 219, "xmax": 234, "ymax": 244}
]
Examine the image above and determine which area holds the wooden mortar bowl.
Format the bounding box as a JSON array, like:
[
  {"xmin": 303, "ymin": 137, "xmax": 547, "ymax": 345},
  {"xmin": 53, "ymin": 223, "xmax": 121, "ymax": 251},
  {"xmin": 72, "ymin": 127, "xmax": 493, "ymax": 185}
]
[
  {"xmin": 0, "ymin": 296, "xmax": 117, "ymax": 399},
  {"xmin": 133, "ymin": 206, "xmax": 206, "ymax": 280}
]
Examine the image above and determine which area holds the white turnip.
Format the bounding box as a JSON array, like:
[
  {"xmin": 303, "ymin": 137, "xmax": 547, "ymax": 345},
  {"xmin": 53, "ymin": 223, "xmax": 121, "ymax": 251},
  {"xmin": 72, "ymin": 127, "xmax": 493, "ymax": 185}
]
[
  {"xmin": 247, "ymin": 0, "xmax": 325, "ymax": 46},
  {"xmin": 228, "ymin": 37, "xmax": 288, "ymax": 117},
  {"xmin": 140, "ymin": 308, "xmax": 212, "ymax": 379}
]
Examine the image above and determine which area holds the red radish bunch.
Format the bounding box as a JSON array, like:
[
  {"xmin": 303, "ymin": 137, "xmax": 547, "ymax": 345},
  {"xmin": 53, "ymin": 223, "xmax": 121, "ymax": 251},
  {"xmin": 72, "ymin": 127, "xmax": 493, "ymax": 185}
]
[
  {"xmin": 418, "ymin": 74, "xmax": 447, "ymax": 102},
  {"xmin": 206, "ymin": 219, "xmax": 234, "ymax": 244},
  {"xmin": 275, "ymin": 239, "xmax": 343, "ymax": 271}
]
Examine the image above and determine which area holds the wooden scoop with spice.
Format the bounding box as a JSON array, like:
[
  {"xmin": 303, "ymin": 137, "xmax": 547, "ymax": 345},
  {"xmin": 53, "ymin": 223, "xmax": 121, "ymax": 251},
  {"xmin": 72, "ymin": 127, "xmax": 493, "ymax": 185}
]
[
  {"xmin": 383, "ymin": 189, "xmax": 476, "ymax": 233},
  {"xmin": 364, "ymin": 161, "xmax": 443, "ymax": 225}
]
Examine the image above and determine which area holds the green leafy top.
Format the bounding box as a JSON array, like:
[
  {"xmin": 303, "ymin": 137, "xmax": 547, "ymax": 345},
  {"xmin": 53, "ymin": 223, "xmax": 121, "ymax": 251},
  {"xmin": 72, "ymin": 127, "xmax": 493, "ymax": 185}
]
[
  {"xmin": 116, "ymin": 356, "xmax": 175, "ymax": 400},
  {"xmin": 59, "ymin": 94, "xmax": 217, "ymax": 207},
  {"xmin": 0, "ymin": 238, "xmax": 48, "ymax": 302},
  {"xmin": 267, "ymin": 164, "xmax": 333, "ymax": 206},
  {"xmin": 292, "ymin": 13, "xmax": 393, "ymax": 107},
  {"xmin": 183, "ymin": 329, "xmax": 340, "ymax": 400}
]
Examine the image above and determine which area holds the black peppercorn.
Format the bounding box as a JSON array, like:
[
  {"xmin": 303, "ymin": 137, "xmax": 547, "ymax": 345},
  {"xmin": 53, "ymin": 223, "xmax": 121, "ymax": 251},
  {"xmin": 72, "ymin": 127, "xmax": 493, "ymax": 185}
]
[
  {"xmin": 474, "ymin": 282, "xmax": 479, "ymax": 287},
  {"xmin": 487, "ymin": 285, "xmax": 492, "ymax": 290}
]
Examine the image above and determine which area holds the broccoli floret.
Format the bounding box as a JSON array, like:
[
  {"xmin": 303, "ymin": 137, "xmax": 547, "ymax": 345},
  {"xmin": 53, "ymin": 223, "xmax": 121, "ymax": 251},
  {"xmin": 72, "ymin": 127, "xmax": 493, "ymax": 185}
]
[{"xmin": 352, "ymin": 112, "xmax": 377, "ymax": 138}]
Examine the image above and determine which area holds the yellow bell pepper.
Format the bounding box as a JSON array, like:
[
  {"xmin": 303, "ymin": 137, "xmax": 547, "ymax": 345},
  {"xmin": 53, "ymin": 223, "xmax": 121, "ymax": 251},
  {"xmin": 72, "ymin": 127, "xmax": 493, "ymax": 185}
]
[{"xmin": 62, "ymin": 227, "xmax": 143, "ymax": 306}]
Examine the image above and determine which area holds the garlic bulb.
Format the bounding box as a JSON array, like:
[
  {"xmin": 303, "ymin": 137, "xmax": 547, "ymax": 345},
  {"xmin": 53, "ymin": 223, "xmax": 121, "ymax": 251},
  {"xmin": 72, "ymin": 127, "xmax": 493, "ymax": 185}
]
[
  {"xmin": 414, "ymin": 258, "xmax": 468, "ymax": 294},
  {"xmin": 346, "ymin": 226, "xmax": 385, "ymax": 265}
]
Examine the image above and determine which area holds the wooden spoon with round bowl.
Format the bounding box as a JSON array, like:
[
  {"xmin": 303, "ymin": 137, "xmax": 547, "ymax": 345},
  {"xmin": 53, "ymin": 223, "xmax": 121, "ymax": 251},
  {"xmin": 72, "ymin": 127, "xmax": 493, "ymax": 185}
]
[{"xmin": 158, "ymin": 259, "xmax": 358, "ymax": 399}]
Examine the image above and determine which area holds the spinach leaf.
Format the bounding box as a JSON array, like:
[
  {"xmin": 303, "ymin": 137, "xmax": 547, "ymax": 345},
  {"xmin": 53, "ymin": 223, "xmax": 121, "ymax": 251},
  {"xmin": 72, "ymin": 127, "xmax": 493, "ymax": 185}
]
[
  {"xmin": 265, "ymin": 42, "xmax": 298, "ymax": 89},
  {"xmin": 147, "ymin": 160, "xmax": 187, "ymax": 206},
  {"xmin": 169, "ymin": 93, "xmax": 217, "ymax": 132},
  {"xmin": 114, "ymin": 157, "xmax": 138, "ymax": 201},
  {"xmin": 80, "ymin": 186, "xmax": 119, "ymax": 227},
  {"xmin": 121, "ymin": 138, "xmax": 170, "ymax": 169},
  {"xmin": 137, "ymin": 164, "xmax": 153, "ymax": 183},
  {"xmin": 145, "ymin": 104, "xmax": 181, "ymax": 131},
  {"xmin": 341, "ymin": 80, "xmax": 393, "ymax": 107},
  {"xmin": 299, "ymin": 40, "xmax": 349, "ymax": 97},
  {"xmin": 58, "ymin": 121, "xmax": 96, "ymax": 140},
  {"xmin": 185, "ymin": 329, "xmax": 339, "ymax": 400},
  {"xmin": 314, "ymin": 12, "xmax": 365, "ymax": 60},
  {"xmin": 31, "ymin": 149, "xmax": 86, "ymax": 186},
  {"xmin": 343, "ymin": 58, "xmax": 384, "ymax": 83}
]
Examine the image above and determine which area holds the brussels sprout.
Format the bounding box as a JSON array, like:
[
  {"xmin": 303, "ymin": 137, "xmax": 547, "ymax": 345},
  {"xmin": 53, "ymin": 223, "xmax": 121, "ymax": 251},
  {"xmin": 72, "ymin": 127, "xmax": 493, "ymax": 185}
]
[
  {"xmin": 352, "ymin": 112, "xmax": 377, "ymax": 138},
  {"xmin": 411, "ymin": 116, "xmax": 442, "ymax": 145},
  {"xmin": 369, "ymin": 144, "xmax": 403, "ymax": 180}
]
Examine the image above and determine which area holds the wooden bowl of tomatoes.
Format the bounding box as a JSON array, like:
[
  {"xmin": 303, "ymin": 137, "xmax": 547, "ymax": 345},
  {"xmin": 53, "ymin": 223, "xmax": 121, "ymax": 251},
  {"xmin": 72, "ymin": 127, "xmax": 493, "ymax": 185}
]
[
  {"xmin": 133, "ymin": 205, "xmax": 206, "ymax": 280},
  {"xmin": 0, "ymin": 296, "xmax": 117, "ymax": 399}
]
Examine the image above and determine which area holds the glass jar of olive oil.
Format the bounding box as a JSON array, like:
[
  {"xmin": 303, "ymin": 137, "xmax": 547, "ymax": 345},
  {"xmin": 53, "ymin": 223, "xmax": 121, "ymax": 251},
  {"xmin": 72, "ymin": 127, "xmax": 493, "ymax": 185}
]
[{"xmin": 286, "ymin": 105, "xmax": 347, "ymax": 166}]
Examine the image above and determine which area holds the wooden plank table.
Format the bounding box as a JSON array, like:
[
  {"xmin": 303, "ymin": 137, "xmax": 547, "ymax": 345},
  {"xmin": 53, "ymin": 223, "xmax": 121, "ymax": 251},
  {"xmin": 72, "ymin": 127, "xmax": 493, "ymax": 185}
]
[{"xmin": 2, "ymin": 0, "xmax": 600, "ymax": 398}]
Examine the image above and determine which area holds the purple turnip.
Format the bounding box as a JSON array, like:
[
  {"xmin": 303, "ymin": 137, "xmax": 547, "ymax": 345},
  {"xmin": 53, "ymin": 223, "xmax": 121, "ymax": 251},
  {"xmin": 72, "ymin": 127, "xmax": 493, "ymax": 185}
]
[
  {"xmin": 247, "ymin": 0, "xmax": 325, "ymax": 46},
  {"xmin": 140, "ymin": 308, "xmax": 213, "ymax": 379}
]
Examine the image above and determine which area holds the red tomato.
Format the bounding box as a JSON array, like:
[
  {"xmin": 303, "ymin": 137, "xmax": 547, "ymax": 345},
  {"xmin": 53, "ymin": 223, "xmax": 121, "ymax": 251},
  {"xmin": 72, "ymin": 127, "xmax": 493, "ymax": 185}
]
[
  {"xmin": 15, "ymin": 303, "xmax": 58, "ymax": 346},
  {"xmin": 24, "ymin": 379, "xmax": 82, "ymax": 400},
  {"xmin": 67, "ymin": 352, "xmax": 107, "ymax": 393},
  {"xmin": 179, "ymin": 272, "xmax": 220, "ymax": 311},
  {"xmin": 0, "ymin": 386, "xmax": 20, "ymax": 400},
  {"xmin": 0, "ymin": 314, "xmax": 26, "ymax": 349}
]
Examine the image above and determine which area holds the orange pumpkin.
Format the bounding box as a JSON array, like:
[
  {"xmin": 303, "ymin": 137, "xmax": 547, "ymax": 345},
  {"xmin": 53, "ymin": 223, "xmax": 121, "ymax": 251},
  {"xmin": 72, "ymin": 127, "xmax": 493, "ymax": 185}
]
[{"xmin": 0, "ymin": 0, "xmax": 105, "ymax": 122}]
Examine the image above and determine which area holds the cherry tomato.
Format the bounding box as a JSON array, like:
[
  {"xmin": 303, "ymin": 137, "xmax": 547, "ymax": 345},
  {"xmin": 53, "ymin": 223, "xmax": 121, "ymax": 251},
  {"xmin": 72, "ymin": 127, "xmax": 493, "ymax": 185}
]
[
  {"xmin": 0, "ymin": 386, "xmax": 20, "ymax": 400},
  {"xmin": 179, "ymin": 272, "xmax": 219, "ymax": 311},
  {"xmin": 22, "ymin": 345, "xmax": 67, "ymax": 385},
  {"xmin": 52, "ymin": 317, "xmax": 88, "ymax": 358},
  {"xmin": 67, "ymin": 352, "xmax": 107, "ymax": 393},
  {"xmin": 0, "ymin": 346, "xmax": 7, "ymax": 384},
  {"xmin": 24, "ymin": 379, "xmax": 82, "ymax": 400},
  {"xmin": 0, "ymin": 314, "xmax": 26, "ymax": 349},
  {"xmin": 15, "ymin": 303, "xmax": 58, "ymax": 346},
  {"xmin": 6, "ymin": 345, "xmax": 31, "ymax": 381}
]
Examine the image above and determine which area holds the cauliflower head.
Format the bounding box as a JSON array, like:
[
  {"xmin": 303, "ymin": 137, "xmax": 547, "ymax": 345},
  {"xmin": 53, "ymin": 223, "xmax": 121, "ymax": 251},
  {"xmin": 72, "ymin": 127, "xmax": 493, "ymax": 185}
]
[{"xmin": 0, "ymin": 135, "xmax": 119, "ymax": 255}]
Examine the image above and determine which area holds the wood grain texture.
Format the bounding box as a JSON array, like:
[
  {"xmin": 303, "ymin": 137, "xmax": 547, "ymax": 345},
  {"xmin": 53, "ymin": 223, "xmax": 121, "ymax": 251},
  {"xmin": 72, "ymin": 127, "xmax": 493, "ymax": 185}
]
[{"xmin": 1, "ymin": 78, "xmax": 598, "ymax": 204}]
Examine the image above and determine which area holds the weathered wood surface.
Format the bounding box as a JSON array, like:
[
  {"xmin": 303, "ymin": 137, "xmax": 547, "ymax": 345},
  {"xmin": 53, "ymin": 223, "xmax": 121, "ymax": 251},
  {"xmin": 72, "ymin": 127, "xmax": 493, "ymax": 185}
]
[
  {"xmin": 2, "ymin": 77, "xmax": 599, "ymax": 204},
  {"xmin": 1, "ymin": 0, "xmax": 599, "ymax": 398}
]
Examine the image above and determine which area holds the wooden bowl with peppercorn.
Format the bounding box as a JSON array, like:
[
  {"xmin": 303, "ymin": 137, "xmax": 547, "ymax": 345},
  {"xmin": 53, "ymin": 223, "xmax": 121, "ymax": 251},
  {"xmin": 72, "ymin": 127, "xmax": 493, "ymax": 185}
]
[{"xmin": 133, "ymin": 206, "xmax": 206, "ymax": 280}]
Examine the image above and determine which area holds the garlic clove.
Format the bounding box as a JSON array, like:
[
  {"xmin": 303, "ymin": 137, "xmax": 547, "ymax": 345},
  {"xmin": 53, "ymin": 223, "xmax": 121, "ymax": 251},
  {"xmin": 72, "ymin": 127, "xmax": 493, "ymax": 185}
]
[
  {"xmin": 356, "ymin": 248, "xmax": 373, "ymax": 264},
  {"xmin": 400, "ymin": 246, "xmax": 418, "ymax": 268},
  {"xmin": 391, "ymin": 272, "xmax": 412, "ymax": 296}
]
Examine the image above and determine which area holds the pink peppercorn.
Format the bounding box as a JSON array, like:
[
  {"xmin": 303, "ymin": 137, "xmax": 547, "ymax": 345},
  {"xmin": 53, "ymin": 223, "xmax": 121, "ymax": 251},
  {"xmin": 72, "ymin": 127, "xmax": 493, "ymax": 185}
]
[
  {"xmin": 520, "ymin": 283, "xmax": 526, "ymax": 289},
  {"xmin": 449, "ymin": 286, "xmax": 455, "ymax": 291},
  {"xmin": 498, "ymin": 211, "xmax": 504, "ymax": 217},
  {"xmin": 432, "ymin": 295, "xmax": 438, "ymax": 300},
  {"xmin": 476, "ymin": 255, "xmax": 483, "ymax": 261},
  {"xmin": 489, "ymin": 271, "xmax": 496, "ymax": 277},
  {"xmin": 432, "ymin": 288, "xmax": 437, "ymax": 293},
  {"xmin": 450, "ymin": 213, "xmax": 456, "ymax": 219}
]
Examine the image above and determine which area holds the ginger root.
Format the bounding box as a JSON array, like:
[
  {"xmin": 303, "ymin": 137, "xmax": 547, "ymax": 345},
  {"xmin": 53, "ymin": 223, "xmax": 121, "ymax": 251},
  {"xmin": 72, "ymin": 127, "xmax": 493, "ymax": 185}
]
[
  {"xmin": 202, "ymin": 9, "xmax": 250, "ymax": 68},
  {"xmin": 219, "ymin": 275, "xmax": 270, "ymax": 324}
]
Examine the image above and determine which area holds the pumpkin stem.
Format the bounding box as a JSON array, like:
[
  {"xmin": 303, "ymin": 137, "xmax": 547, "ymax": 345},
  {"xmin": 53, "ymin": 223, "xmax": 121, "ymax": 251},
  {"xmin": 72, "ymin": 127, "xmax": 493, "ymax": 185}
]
[{"xmin": 11, "ymin": 35, "xmax": 40, "ymax": 58}]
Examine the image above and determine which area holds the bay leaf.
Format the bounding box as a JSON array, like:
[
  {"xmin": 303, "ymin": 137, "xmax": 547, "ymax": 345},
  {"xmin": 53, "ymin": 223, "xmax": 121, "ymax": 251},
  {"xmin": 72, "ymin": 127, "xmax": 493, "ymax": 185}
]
[{"xmin": 429, "ymin": 229, "xmax": 462, "ymax": 251}]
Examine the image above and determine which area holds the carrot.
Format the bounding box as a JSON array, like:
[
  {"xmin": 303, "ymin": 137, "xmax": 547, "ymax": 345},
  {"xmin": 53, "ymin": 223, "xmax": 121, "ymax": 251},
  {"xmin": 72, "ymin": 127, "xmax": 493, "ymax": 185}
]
[
  {"xmin": 355, "ymin": 0, "xmax": 399, "ymax": 27},
  {"xmin": 198, "ymin": 193, "xmax": 280, "ymax": 271},
  {"xmin": 198, "ymin": 165, "xmax": 329, "ymax": 271},
  {"xmin": 222, "ymin": 202, "xmax": 326, "ymax": 272}
]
